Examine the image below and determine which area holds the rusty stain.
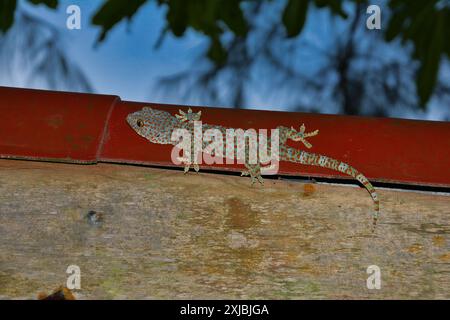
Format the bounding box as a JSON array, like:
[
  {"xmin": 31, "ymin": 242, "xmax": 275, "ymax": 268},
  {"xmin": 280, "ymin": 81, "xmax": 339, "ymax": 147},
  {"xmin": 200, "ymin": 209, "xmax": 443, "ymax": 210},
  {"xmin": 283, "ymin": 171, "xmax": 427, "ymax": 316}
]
[
  {"xmin": 407, "ymin": 244, "xmax": 424, "ymax": 254},
  {"xmin": 225, "ymin": 197, "xmax": 259, "ymax": 230},
  {"xmin": 433, "ymin": 235, "xmax": 446, "ymax": 247},
  {"xmin": 439, "ymin": 253, "xmax": 450, "ymax": 262},
  {"xmin": 302, "ymin": 183, "xmax": 316, "ymax": 197},
  {"xmin": 229, "ymin": 247, "xmax": 263, "ymax": 272},
  {"xmin": 297, "ymin": 263, "xmax": 325, "ymax": 277}
]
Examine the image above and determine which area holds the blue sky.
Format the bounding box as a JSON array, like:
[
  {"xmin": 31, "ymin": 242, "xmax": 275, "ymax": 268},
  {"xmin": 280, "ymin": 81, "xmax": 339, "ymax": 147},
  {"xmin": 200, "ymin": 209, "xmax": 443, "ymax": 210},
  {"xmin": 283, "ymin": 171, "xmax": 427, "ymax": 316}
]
[
  {"xmin": 20, "ymin": 0, "xmax": 204, "ymax": 101},
  {"xmin": 2, "ymin": 0, "xmax": 449, "ymax": 121}
]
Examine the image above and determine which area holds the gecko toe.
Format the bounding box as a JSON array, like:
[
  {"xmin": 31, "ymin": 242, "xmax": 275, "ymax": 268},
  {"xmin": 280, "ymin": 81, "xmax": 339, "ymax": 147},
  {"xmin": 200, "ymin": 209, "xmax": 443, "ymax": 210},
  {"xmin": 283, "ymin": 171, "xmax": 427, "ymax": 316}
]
[{"xmin": 257, "ymin": 175, "xmax": 264, "ymax": 185}]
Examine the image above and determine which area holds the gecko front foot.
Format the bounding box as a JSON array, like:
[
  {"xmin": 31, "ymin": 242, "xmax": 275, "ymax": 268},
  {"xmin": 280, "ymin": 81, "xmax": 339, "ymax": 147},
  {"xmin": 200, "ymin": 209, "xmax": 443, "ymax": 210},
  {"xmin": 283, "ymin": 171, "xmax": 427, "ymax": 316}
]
[
  {"xmin": 241, "ymin": 164, "xmax": 264, "ymax": 185},
  {"xmin": 175, "ymin": 108, "xmax": 202, "ymax": 123},
  {"xmin": 288, "ymin": 124, "xmax": 319, "ymax": 148}
]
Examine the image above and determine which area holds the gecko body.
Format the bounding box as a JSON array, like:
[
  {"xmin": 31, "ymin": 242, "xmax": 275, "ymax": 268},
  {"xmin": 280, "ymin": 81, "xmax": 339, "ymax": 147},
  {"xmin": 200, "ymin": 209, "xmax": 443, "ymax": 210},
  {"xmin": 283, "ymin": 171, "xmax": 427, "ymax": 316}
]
[{"xmin": 127, "ymin": 107, "xmax": 379, "ymax": 230}]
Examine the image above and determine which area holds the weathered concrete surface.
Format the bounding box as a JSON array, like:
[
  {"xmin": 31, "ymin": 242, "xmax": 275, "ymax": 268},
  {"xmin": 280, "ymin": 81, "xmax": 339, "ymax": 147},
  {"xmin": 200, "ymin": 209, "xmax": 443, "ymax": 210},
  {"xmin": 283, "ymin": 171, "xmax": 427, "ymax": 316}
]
[{"xmin": 0, "ymin": 160, "xmax": 448, "ymax": 299}]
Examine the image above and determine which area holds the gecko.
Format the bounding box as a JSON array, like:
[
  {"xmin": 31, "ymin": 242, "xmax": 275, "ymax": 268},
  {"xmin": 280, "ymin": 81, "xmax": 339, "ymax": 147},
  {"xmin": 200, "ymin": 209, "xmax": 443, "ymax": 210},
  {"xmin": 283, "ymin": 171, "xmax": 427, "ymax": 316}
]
[{"xmin": 126, "ymin": 106, "xmax": 380, "ymax": 230}]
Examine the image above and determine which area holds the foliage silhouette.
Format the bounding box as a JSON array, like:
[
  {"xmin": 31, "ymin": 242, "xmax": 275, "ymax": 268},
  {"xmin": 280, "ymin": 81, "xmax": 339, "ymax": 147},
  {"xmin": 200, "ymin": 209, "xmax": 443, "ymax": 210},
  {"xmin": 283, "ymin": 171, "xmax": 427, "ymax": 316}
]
[{"xmin": 1, "ymin": 0, "xmax": 449, "ymax": 115}]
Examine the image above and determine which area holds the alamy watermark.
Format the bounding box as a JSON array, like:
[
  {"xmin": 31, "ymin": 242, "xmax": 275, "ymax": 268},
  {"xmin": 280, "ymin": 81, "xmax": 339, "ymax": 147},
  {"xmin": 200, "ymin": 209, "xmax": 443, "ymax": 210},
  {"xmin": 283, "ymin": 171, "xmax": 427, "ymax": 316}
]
[
  {"xmin": 366, "ymin": 5, "xmax": 381, "ymax": 30},
  {"xmin": 170, "ymin": 121, "xmax": 280, "ymax": 175},
  {"xmin": 66, "ymin": 4, "xmax": 382, "ymax": 31},
  {"xmin": 66, "ymin": 5, "xmax": 81, "ymax": 30},
  {"xmin": 366, "ymin": 265, "xmax": 381, "ymax": 290},
  {"xmin": 66, "ymin": 264, "xmax": 81, "ymax": 290}
]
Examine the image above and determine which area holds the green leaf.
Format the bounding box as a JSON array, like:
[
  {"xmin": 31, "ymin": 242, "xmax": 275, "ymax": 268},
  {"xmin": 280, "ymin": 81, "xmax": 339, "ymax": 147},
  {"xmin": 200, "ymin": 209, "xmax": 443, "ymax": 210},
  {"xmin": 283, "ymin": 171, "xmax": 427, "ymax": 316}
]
[
  {"xmin": 0, "ymin": 0, "xmax": 17, "ymax": 33},
  {"xmin": 416, "ymin": 11, "xmax": 444, "ymax": 107},
  {"xmin": 313, "ymin": 0, "xmax": 327, "ymax": 8},
  {"xmin": 282, "ymin": 0, "xmax": 309, "ymax": 38},
  {"xmin": 218, "ymin": 0, "xmax": 248, "ymax": 36},
  {"xmin": 92, "ymin": 0, "xmax": 147, "ymax": 42},
  {"xmin": 444, "ymin": 9, "xmax": 450, "ymax": 58},
  {"xmin": 207, "ymin": 36, "xmax": 227, "ymax": 66},
  {"xmin": 27, "ymin": 0, "xmax": 58, "ymax": 9},
  {"xmin": 384, "ymin": 1, "xmax": 447, "ymax": 107},
  {"xmin": 328, "ymin": 1, "xmax": 348, "ymax": 19},
  {"xmin": 314, "ymin": 0, "xmax": 347, "ymax": 18},
  {"xmin": 166, "ymin": 0, "xmax": 188, "ymax": 37},
  {"xmin": 384, "ymin": 9, "xmax": 406, "ymax": 41}
]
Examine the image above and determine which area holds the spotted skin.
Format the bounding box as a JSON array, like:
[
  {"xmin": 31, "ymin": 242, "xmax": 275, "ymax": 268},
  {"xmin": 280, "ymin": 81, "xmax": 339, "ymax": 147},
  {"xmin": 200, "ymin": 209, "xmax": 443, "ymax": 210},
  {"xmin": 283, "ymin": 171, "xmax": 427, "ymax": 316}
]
[{"xmin": 127, "ymin": 106, "xmax": 379, "ymax": 230}]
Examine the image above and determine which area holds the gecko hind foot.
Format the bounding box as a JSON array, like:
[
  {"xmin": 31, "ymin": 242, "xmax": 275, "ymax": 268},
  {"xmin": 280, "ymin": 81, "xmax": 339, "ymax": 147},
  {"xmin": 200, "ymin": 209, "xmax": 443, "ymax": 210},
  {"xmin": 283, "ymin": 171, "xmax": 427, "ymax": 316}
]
[
  {"xmin": 193, "ymin": 163, "xmax": 200, "ymax": 173},
  {"xmin": 183, "ymin": 163, "xmax": 200, "ymax": 174},
  {"xmin": 178, "ymin": 157, "xmax": 200, "ymax": 174},
  {"xmin": 242, "ymin": 164, "xmax": 264, "ymax": 185}
]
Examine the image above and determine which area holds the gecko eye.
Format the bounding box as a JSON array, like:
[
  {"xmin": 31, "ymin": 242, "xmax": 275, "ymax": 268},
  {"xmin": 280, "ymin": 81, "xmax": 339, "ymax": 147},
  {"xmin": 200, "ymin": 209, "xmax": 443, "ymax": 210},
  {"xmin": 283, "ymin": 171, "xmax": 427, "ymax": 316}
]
[{"xmin": 137, "ymin": 119, "xmax": 144, "ymax": 127}]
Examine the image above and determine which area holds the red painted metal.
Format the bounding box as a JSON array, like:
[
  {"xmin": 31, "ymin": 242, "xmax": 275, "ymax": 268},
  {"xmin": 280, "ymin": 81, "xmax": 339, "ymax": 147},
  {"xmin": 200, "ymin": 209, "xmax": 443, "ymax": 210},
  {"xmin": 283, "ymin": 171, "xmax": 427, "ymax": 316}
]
[
  {"xmin": 1, "ymin": 86, "xmax": 449, "ymax": 187},
  {"xmin": 0, "ymin": 86, "xmax": 118, "ymax": 163}
]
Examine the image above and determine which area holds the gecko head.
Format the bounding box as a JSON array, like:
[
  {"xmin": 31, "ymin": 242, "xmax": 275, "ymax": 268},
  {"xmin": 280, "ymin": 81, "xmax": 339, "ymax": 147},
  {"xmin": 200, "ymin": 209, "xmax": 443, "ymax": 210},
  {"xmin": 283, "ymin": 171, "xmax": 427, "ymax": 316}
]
[{"xmin": 126, "ymin": 106, "xmax": 179, "ymax": 144}]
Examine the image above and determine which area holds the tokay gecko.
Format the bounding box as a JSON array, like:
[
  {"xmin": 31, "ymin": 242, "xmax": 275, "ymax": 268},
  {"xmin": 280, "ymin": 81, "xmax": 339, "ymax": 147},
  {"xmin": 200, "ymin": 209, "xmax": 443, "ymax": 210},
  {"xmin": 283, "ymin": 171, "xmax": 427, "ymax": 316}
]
[{"xmin": 127, "ymin": 107, "xmax": 380, "ymax": 230}]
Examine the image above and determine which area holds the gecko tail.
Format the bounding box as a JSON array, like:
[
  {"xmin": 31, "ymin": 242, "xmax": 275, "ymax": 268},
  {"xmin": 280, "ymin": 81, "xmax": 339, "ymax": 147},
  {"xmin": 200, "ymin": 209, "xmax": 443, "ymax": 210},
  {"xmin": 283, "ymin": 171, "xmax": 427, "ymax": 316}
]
[{"xmin": 286, "ymin": 147, "xmax": 379, "ymax": 231}]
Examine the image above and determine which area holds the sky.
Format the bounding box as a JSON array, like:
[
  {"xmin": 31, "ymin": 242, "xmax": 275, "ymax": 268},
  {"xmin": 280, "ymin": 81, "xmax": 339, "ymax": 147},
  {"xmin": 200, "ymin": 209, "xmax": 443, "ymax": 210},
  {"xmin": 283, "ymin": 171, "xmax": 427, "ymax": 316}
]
[
  {"xmin": 18, "ymin": 0, "xmax": 203, "ymax": 102},
  {"xmin": 1, "ymin": 0, "xmax": 449, "ymax": 121}
]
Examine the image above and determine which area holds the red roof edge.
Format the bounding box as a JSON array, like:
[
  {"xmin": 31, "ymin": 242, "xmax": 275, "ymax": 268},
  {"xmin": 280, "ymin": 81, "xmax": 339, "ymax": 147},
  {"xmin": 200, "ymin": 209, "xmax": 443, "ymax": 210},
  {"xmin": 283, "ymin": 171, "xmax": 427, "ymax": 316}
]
[{"xmin": 1, "ymin": 86, "xmax": 449, "ymax": 187}]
